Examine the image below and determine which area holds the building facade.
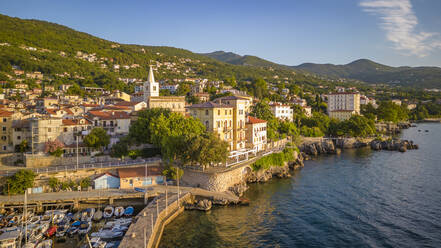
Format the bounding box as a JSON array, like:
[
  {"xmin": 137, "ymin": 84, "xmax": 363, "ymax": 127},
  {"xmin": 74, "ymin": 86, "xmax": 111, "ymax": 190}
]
[
  {"xmin": 327, "ymin": 92, "xmax": 360, "ymax": 120},
  {"xmin": 270, "ymin": 103, "xmax": 293, "ymax": 122},
  {"xmin": 245, "ymin": 116, "xmax": 267, "ymax": 152}
]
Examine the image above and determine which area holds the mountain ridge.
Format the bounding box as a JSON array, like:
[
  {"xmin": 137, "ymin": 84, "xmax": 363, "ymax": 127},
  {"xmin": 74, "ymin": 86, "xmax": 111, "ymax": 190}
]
[{"xmin": 202, "ymin": 51, "xmax": 441, "ymax": 88}]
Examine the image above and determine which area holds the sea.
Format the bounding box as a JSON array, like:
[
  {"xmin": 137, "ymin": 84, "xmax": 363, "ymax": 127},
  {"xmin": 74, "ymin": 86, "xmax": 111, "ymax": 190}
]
[{"xmin": 159, "ymin": 123, "xmax": 441, "ymax": 248}]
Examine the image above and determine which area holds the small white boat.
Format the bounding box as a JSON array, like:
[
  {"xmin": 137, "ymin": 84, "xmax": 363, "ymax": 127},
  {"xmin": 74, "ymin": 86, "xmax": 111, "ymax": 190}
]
[
  {"xmin": 91, "ymin": 229, "xmax": 124, "ymax": 239},
  {"xmin": 55, "ymin": 221, "xmax": 70, "ymax": 237},
  {"xmin": 40, "ymin": 214, "xmax": 52, "ymax": 224},
  {"xmin": 81, "ymin": 208, "xmax": 95, "ymax": 222},
  {"xmin": 103, "ymin": 206, "xmax": 114, "ymax": 218},
  {"xmin": 87, "ymin": 237, "xmax": 107, "ymax": 248},
  {"xmin": 93, "ymin": 210, "xmax": 103, "ymax": 221},
  {"xmin": 28, "ymin": 216, "xmax": 41, "ymax": 225},
  {"xmin": 32, "ymin": 223, "xmax": 49, "ymax": 242},
  {"xmin": 78, "ymin": 221, "xmax": 92, "ymax": 234},
  {"xmin": 114, "ymin": 207, "xmax": 124, "ymax": 217},
  {"xmin": 52, "ymin": 212, "xmax": 65, "ymax": 225},
  {"xmin": 36, "ymin": 239, "xmax": 52, "ymax": 248}
]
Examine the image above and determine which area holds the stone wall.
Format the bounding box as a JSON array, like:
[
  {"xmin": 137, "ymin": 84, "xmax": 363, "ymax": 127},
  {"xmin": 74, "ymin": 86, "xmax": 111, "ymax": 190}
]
[
  {"xmin": 24, "ymin": 154, "xmax": 119, "ymax": 168},
  {"xmin": 181, "ymin": 164, "xmax": 251, "ymax": 192},
  {"xmin": 0, "ymin": 153, "xmax": 23, "ymax": 166}
]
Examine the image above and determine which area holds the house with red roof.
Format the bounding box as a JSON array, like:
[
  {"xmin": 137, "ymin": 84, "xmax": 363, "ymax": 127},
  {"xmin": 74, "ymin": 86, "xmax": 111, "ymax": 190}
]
[{"xmin": 245, "ymin": 116, "xmax": 267, "ymax": 152}]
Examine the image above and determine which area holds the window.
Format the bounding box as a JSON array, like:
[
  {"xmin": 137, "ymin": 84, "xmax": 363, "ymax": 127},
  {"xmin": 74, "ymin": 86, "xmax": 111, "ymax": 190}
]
[
  {"xmin": 205, "ymin": 110, "xmax": 209, "ymax": 116},
  {"xmin": 2, "ymin": 146, "xmax": 5, "ymax": 151},
  {"xmin": 1, "ymin": 136, "xmax": 6, "ymax": 141},
  {"xmin": 229, "ymin": 110, "xmax": 232, "ymax": 115},
  {"xmin": 2, "ymin": 118, "xmax": 6, "ymax": 122},
  {"xmin": 17, "ymin": 136, "xmax": 21, "ymax": 140},
  {"xmin": 73, "ymin": 127, "xmax": 77, "ymax": 132},
  {"xmin": 2, "ymin": 127, "xmax": 5, "ymax": 132},
  {"xmin": 218, "ymin": 110, "xmax": 220, "ymax": 115},
  {"xmin": 225, "ymin": 110, "xmax": 227, "ymax": 115},
  {"xmin": 48, "ymin": 128, "xmax": 51, "ymax": 132},
  {"xmin": 239, "ymin": 110, "xmax": 243, "ymax": 115},
  {"xmin": 64, "ymin": 127, "xmax": 68, "ymax": 132},
  {"xmin": 153, "ymin": 86, "xmax": 157, "ymax": 91}
]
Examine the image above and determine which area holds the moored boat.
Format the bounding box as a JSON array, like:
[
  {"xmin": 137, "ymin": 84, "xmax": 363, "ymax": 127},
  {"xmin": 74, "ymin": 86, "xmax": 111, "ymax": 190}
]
[
  {"xmin": 114, "ymin": 207, "xmax": 124, "ymax": 217},
  {"xmin": 93, "ymin": 209, "xmax": 103, "ymax": 221},
  {"xmin": 36, "ymin": 239, "xmax": 53, "ymax": 248},
  {"xmin": 67, "ymin": 221, "xmax": 81, "ymax": 237},
  {"xmin": 77, "ymin": 221, "xmax": 91, "ymax": 235},
  {"xmin": 123, "ymin": 206, "xmax": 134, "ymax": 217},
  {"xmin": 81, "ymin": 208, "xmax": 95, "ymax": 222},
  {"xmin": 103, "ymin": 206, "xmax": 114, "ymax": 218}
]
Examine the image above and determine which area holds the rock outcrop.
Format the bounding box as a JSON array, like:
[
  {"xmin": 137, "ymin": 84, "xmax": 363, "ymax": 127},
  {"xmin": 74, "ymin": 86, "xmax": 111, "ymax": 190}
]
[
  {"xmin": 300, "ymin": 140, "xmax": 337, "ymax": 156},
  {"xmin": 228, "ymin": 182, "xmax": 249, "ymax": 197},
  {"xmin": 370, "ymin": 139, "xmax": 418, "ymax": 152},
  {"xmin": 185, "ymin": 199, "xmax": 212, "ymax": 211}
]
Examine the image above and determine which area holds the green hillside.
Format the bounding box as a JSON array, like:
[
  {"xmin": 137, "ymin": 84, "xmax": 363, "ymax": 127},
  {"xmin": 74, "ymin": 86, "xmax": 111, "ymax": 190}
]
[{"xmin": 0, "ymin": 14, "xmax": 338, "ymax": 94}]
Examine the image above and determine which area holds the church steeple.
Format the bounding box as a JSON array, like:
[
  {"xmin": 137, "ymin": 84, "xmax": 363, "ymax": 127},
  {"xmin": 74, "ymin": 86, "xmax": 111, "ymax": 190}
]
[
  {"xmin": 144, "ymin": 65, "xmax": 159, "ymax": 101},
  {"xmin": 148, "ymin": 65, "xmax": 155, "ymax": 83}
]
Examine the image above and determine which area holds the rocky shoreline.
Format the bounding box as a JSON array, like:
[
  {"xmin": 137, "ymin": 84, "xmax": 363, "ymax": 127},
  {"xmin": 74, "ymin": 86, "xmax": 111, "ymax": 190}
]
[{"xmin": 184, "ymin": 135, "xmax": 419, "ymax": 209}]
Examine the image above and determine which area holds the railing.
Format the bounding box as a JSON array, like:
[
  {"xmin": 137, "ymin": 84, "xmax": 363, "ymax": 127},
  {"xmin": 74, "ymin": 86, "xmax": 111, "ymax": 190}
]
[{"xmin": 0, "ymin": 157, "xmax": 162, "ymax": 177}]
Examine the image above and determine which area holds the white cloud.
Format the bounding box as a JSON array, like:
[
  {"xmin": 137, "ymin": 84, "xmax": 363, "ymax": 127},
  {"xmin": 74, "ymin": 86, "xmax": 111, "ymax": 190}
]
[{"xmin": 360, "ymin": 0, "xmax": 441, "ymax": 57}]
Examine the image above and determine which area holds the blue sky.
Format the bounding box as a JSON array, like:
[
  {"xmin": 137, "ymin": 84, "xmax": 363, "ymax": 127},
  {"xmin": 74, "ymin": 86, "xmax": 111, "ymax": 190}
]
[{"xmin": 1, "ymin": 0, "xmax": 441, "ymax": 67}]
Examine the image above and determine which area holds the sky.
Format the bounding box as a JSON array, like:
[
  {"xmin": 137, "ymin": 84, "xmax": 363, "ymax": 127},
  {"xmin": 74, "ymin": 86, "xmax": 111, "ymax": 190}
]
[{"xmin": 1, "ymin": 0, "xmax": 441, "ymax": 67}]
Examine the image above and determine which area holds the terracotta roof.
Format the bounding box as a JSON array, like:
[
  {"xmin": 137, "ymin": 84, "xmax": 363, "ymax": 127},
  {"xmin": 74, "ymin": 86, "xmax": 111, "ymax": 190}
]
[
  {"xmin": 62, "ymin": 118, "xmax": 92, "ymax": 126},
  {"xmin": 118, "ymin": 166, "xmax": 163, "ymax": 178},
  {"xmin": 82, "ymin": 104, "xmax": 100, "ymax": 107},
  {"xmin": 114, "ymin": 101, "xmax": 143, "ymax": 107},
  {"xmin": 88, "ymin": 110, "xmax": 130, "ymax": 120},
  {"xmin": 187, "ymin": 102, "xmax": 233, "ymax": 109},
  {"xmin": 247, "ymin": 116, "xmax": 267, "ymax": 124},
  {"xmin": 0, "ymin": 110, "xmax": 14, "ymax": 117}
]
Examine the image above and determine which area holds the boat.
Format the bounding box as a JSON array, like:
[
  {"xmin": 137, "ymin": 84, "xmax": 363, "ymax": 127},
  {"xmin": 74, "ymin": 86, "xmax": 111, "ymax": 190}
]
[
  {"xmin": 103, "ymin": 218, "xmax": 132, "ymax": 229},
  {"xmin": 105, "ymin": 241, "xmax": 121, "ymax": 248},
  {"xmin": 114, "ymin": 207, "xmax": 124, "ymax": 217},
  {"xmin": 103, "ymin": 206, "xmax": 114, "ymax": 218},
  {"xmin": 78, "ymin": 221, "xmax": 92, "ymax": 235},
  {"xmin": 93, "ymin": 210, "xmax": 103, "ymax": 221},
  {"xmin": 55, "ymin": 221, "xmax": 70, "ymax": 237},
  {"xmin": 40, "ymin": 214, "xmax": 52, "ymax": 224},
  {"xmin": 81, "ymin": 208, "xmax": 95, "ymax": 222},
  {"xmin": 28, "ymin": 216, "xmax": 41, "ymax": 225},
  {"xmin": 52, "ymin": 211, "xmax": 66, "ymax": 225},
  {"xmin": 73, "ymin": 211, "xmax": 81, "ymax": 221},
  {"xmin": 36, "ymin": 239, "xmax": 53, "ymax": 248},
  {"xmin": 83, "ymin": 237, "xmax": 107, "ymax": 248},
  {"xmin": 31, "ymin": 223, "xmax": 49, "ymax": 242},
  {"xmin": 123, "ymin": 206, "xmax": 134, "ymax": 217},
  {"xmin": 0, "ymin": 230, "xmax": 21, "ymax": 248},
  {"xmin": 91, "ymin": 229, "xmax": 124, "ymax": 239},
  {"xmin": 24, "ymin": 241, "xmax": 38, "ymax": 248},
  {"xmin": 67, "ymin": 221, "xmax": 81, "ymax": 237},
  {"xmin": 45, "ymin": 225, "xmax": 57, "ymax": 237}
]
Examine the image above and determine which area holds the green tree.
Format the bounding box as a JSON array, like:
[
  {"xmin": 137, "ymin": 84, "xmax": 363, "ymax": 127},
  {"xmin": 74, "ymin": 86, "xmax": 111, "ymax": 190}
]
[
  {"xmin": 3, "ymin": 169, "xmax": 36, "ymax": 195},
  {"xmin": 129, "ymin": 108, "xmax": 171, "ymax": 144},
  {"xmin": 181, "ymin": 133, "xmax": 229, "ymax": 167},
  {"xmin": 84, "ymin": 127, "xmax": 110, "ymax": 150}
]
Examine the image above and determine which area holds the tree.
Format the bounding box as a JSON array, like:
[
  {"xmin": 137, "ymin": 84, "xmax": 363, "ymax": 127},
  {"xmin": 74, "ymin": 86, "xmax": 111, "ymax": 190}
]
[
  {"xmin": 162, "ymin": 166, "xmax": 184, "ymax": 180},
  {"xmin": 250, "ymin": 101, "xmax": 280, "ymax": 140},
  {"xmin": 181, "ymin": 133, "xmax": 229, "ymax": 167},
  {"xmin": 3, "ymin": 169, "xmax": 36, "ymax": 195},
  {"xmin": 15, "ymin": 140, "xmax": 30, "ymax": 153},
  {"xmin": 84, "ymin": 128, "xmax": 110, "ymax": 150},
  {"xmin": 48, "ymin": 177, "xmax": 60, "ymax": 191},
  {"xmin": 110, "ymin": 138, "xmax": 130, "ymax": 158},
  {"xmin": 44, "ymin": 139, "xmax": 64, "ymax": 157},
  {"xmin": 278, "ymin": 121, "xmax": 299, "ymax": 139},
  {"xmin": 129, "ymin": 108, "xmax": 171, "ymax": 144}
]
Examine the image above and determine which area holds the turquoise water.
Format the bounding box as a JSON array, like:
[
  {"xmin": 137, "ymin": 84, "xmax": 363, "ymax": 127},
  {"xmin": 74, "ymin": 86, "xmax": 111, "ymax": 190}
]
[{"xmin": 159, "ymin": 123, "xmax": 441, "ymax": 248}]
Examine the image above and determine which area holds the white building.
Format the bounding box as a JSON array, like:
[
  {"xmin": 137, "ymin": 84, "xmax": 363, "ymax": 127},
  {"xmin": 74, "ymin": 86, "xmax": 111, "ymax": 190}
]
[
  {"xmin": 270, "ymin": 103, "xmax": 293, "ymax": 122},
  {"xmin": 246, "ymin": 116, "xmax": 267, "ymax": 152},
  {"xmin": 160, "ymin": 84, "xmax": 180, "ymax": 93},
  {"xmin": 360, "ymin": 95, "xmax": 376, "ymax": 105},
  {"xmin": 327, "ymin": 92, "xmax": 360, "ymax": 120}
]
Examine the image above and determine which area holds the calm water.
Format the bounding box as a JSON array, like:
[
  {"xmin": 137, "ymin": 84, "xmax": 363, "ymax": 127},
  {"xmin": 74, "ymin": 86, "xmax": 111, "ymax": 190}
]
[{"xmin": 159, "ymin": 123, "xmax": 441, "ymax": 248}]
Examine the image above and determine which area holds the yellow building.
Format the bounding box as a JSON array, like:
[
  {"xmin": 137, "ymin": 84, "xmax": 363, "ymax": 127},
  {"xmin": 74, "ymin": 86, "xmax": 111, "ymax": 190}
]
[
  {"xmin": 213, "ymin": 96, "xmax": 248, "ymax": 150},
  {"xmin": 188, "ymin": 102, "xmax": 235, "ymax": 150},
  {"xmin": 117, "ymin": 166, "xmax": 164, "ymax": 189},
  {"xmin": 0, "ymin": 110, "xmax": 22, "ymax": 152}
]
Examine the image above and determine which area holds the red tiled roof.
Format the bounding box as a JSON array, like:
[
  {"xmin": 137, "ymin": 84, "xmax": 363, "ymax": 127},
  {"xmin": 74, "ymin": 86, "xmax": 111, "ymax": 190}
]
[
  {"xmin": 247, "ymin": 116, "xmax": 267, "ymax": 124},
  {"xmin": 62, "ymin": 118, "xmax": 92, "ymax": 126},
  {"xmin": 117, "ymin": 166, "xmax": 163, "ymax": 178},
  {"xmin": 0, "ymin": 110, "xmax": 14, "ymax": 117},
  {"xmin": 88, "ymin": 110, "xmax": 130, "ymax": 120},
  {"xmin": 114, "ymin": 101, "xmax": 144, "ymax": 107}
]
